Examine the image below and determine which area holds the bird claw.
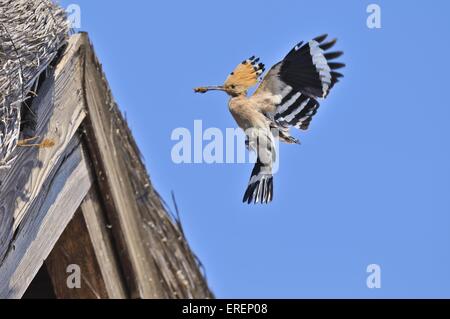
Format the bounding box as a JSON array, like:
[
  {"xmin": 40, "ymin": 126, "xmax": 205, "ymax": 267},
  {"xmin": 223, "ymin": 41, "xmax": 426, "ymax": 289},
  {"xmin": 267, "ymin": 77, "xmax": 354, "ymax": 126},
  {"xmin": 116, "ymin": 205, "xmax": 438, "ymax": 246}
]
[{"xmin": 290, "ymin": 137, "xmax": 301, "ymax": 145}]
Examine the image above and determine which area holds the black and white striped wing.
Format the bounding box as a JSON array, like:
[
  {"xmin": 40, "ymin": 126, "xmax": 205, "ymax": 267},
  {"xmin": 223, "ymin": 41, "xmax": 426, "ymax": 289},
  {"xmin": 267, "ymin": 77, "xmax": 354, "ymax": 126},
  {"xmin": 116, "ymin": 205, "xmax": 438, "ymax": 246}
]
[
  {"xmin": 254, "ymin": 34, "xmax": 344, "ymax": 131},
  {"xmin": 274, "ymin": 92, "xmax": 321, "ymax": 131},
  {"xmin": 280, "ymin": 34, "xmax": 344, "ymax": 99}
]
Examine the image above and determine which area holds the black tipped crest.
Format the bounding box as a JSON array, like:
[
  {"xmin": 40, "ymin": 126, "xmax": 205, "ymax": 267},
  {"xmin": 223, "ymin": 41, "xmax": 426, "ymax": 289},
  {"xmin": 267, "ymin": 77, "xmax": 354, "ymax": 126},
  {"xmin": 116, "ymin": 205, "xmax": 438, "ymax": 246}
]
[
  {"xmin": 225, "ymin": 56, "xmax": 266, "ymax": 90},
  {"xmin": 250, "ymin": 58, "xmax": 265, "ymax": 76},
  {"xmin": 251, "ymin": 57, "xmax": 260, "ymax": 65}
]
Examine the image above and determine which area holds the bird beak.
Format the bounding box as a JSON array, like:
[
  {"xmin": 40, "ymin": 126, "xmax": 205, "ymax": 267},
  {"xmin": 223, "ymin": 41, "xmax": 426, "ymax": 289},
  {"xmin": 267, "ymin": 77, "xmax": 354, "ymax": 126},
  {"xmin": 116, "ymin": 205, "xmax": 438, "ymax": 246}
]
[{"xmin": 194, "ymin": 86, "xmax": 225, "ymax": 94}]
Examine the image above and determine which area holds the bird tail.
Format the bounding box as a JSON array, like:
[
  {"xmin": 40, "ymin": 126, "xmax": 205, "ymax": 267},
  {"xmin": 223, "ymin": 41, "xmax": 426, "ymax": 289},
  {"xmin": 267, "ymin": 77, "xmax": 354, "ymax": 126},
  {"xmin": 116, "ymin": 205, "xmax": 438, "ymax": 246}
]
[{"xmin": 243, "ymin": 160, "xmax": 273, "ymax": 204}]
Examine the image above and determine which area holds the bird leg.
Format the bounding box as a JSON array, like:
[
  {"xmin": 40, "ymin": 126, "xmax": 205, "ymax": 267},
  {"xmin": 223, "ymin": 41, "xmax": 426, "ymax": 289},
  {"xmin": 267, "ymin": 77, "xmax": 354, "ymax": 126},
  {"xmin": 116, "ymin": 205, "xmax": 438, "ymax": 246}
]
[
  {"xmin": 278, "ymin": 130, "xmax": 301, "ymax": 145},
  {"xmin": 17, "ymin": 136, "xmax": 55, "ymax": 148}
]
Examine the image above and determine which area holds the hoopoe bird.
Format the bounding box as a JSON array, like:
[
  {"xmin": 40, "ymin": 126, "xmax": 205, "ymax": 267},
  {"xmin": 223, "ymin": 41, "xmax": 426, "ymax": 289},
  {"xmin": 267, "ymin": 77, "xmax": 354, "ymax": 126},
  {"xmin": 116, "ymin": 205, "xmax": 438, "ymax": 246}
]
[{"xmin": 195, "ymin": 34, "xmax": 344, "ymax": 204}]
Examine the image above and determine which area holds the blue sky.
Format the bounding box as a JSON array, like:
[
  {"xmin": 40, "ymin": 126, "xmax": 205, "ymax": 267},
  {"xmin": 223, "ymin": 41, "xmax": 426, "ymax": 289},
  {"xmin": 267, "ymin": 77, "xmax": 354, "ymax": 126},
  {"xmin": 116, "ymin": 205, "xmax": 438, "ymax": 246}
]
[{"xmin": 60, "ymin": 0, "xmax": 450, "ymax": 298}]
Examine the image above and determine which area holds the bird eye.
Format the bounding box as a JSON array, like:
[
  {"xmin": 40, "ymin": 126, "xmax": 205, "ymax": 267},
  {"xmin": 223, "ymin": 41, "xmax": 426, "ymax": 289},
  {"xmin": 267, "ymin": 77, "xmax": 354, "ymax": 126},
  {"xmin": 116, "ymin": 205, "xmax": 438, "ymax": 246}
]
[{"xmin": 230, "ymin": 85, "xmax": 236, "ymax": 89}]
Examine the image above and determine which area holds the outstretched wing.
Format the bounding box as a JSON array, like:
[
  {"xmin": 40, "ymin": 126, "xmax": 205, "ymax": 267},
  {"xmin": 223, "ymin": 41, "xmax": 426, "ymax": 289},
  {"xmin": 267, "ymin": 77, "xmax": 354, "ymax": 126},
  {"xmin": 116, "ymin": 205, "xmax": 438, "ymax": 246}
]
[
  {"xmin": 253, "ymin": 34, "xmax": 344, "ymax": 131},
  {"xmin": 243, "ymin": 129, "xmax": 276, "ymax": 204}
]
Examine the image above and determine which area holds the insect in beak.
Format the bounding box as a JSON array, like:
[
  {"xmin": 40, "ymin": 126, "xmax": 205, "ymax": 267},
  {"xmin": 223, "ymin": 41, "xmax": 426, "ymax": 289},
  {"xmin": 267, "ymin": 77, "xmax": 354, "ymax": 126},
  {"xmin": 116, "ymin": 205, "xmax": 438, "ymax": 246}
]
[{"xmin": 194, "ymin": 86, "xmax": 225, "ymax": 94}]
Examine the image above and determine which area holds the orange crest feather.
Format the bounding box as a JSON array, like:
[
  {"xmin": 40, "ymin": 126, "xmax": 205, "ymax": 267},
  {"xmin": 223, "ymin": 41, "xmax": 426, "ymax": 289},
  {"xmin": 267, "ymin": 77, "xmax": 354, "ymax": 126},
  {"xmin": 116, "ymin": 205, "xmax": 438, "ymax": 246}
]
[{"xmin": 224, "ymin": 56, "xmax": 265, "ymax": 90}]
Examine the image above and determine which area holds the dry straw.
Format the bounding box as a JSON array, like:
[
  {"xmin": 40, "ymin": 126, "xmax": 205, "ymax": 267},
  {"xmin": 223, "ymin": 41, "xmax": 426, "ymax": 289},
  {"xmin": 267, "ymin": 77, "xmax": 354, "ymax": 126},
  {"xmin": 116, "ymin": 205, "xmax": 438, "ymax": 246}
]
[{"xmin": 0, "ymin": 0, "xmax": 69, "ymax": 169}]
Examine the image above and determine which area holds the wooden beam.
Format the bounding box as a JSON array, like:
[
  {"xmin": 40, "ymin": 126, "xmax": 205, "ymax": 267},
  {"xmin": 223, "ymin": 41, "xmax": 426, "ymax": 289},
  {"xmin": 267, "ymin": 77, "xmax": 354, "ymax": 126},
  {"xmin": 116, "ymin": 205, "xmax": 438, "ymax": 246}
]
[
  {"xmin": 79, "ymin": 33, "xmax": 212, "ymax": 298},
  {"xmin": 0, "ymin": 35, "xmax": 89, "ymax": 299},
  {"xmin": 81, "ymin": 42, "xmax": 164, "ymax": 299},
  {"xmin": 80, "ymin": 187, "xmax": 128, "ymax": 298},
  {"xmin": 46, "ymin": 208, "xmax": 109, "ymax": 299},
  {"xmin": 45, "ymin": 185, "xmax": 128, "ymax": 299},
  {"xmin": 0, "ymin": 140, "xmax": 92, "ymax": 298}
]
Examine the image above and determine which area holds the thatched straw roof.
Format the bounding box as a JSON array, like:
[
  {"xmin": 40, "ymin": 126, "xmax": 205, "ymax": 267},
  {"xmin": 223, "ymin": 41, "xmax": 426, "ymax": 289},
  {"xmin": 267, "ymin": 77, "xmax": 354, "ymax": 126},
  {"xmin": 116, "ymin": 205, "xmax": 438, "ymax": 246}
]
[{"xmin": 0, "ymin": 0, "xmax": 68, "ymax": 168}]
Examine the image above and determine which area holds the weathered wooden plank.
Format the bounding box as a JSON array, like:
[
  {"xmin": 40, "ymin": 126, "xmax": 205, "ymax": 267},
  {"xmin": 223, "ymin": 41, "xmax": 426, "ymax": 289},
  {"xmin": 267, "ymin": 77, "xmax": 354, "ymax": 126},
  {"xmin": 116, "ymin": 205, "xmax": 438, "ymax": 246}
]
[
  {"xmin": 0, "ymin": 36, "xmax": 86, "ymax": 263},
  {"xmin": 79, "ymin": 33, "xmax": 212, "ymax": 299},
  {"xmin": 46, "ymin": 208, "xmax": 109, "ymax": 299},
  {"xmin": 80, "ymin": 41, "xmax": 165, "ymax": 299},
  {"xmin": 80, "ymin": 188, "xmax": 128, "ymax": 298},
  {"xmin": 0, "ymin": 139, "xmax": 92, "ymax": 298},
  {"xmin": 0, "ymin": 35, "xmax": 91, "ymax": 299}
]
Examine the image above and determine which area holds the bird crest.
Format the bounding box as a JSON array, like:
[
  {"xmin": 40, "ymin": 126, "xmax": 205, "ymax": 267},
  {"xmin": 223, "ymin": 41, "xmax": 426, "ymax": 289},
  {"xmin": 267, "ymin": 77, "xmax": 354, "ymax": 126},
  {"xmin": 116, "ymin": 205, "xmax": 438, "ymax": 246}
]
[{"xmin": 224, "ymin": 56, "xmax": 265, "ymax": 91}]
